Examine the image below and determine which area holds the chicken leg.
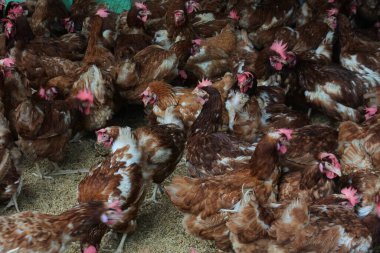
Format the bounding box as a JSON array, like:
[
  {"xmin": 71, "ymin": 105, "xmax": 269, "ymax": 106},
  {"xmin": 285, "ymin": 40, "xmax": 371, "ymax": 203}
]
[
  {"xmin": 32, "ymin": 162, "xmax": 53, "ymax": 180},
  {"xmin": 114, "ymin": 233, "xmax": 128, "ymax": 253},
  {"xmin": 3, "ymin": 177, "xmax": 23, "ymax": 212},
  {"xmin": 145, "ymin": 183, "xmax": 164, "ymax": 203}
]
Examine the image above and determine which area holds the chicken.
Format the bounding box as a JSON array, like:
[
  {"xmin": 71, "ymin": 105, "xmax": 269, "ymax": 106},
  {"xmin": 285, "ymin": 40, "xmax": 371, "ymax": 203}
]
[
  {"xmin": 69, "ymin": 0, "xmax": 97, "ymax": 32},
  {"xmin": 225, "ymin": 72, "xmax": 308, "ymax": 142},
  {"xmin": 185, "ymin": 24, "xmax": 237, "ymax": 79},
  {"xmin": 225, "ymin": 78, "xmax": 262, "ymax": 142},
  {"xmin": 276, "ymin": 124, "xmax": 341, "ymax": 201},
  {"xmin": 268, "ymin": 193, "xmax": 372, "ymax": 253},
  {"xmin": 338, "ymin": 14, "xmax": 380, "ymax": 87},
  {"xmin": 191, "ymin": 72, "xmax": 236, "ymax": 128},
  {"xmin": 186, "ymin": 86, "xmax": 258, "ymax": 177},
  {"xmin": 226, "ymin": 189, "xmax": 279, "ymax": 253},
  {"xmin": 165, "ymin": 0, "xmax": 196, "ymax": 41},
  {"xmin": 11, "ymin": 47, "xmax": 81, "ymax": 90},
  {"xmin": 15, "ymin": 89, "xmax": 94, "ymax": 178},
  {"xmin": 78, "ymin": 126, "xmax": 147, "ymax": 253},
  {"xmin": 2, "ymin": 2, "xmax": 34, "ymax": 49},
  {"xmin": 24, "ymin": 33, "xmax": 87, "ymax": 61},
  {"xmin": 166, "ymin": 128, "xmax": 292, "ymax": 251},
  {"xmin": 96, "ymin": 123, "xmax": 186, "ymax": 202},
  {"xmin": 116, "ymin": 38, "xmax": 192, "ymax": 103},
  {"xmin": 0, "ymin": 105, "xmax": 22, "ymax": 212},
  {"xmin": 269, "ymin": 40, "xmax": 369, "ymax": 122},
  {"xmin": 30, "ymin": 0, "xmax": 69, "ymax": 37},
  {"xmin": 0, "ymin": 201, "xmax": 123, "ymax": 253},
  {"xmin": 191, "ymin": 9, "xmax": 240, "ymax": 39},
  {"xmin": 337, "ymin": 111, "xmax": 380, "ymax": 216},
  {"xmin": 63, "ymin": 8, "xmax": 117, "ymax": 132},
  {"xmin": 232, "ymin": 0, "xmax": 297, "ymax": 33},
  {"xmin": 141, "ymin": 80, "xmax": 201, "ymax": 130}
]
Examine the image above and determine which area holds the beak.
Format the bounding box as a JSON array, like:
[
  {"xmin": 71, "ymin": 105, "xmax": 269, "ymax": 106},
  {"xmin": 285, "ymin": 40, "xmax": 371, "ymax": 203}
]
[{"xmin": 324, "ymin": 163, "xmax": 342, "ymax": 177}]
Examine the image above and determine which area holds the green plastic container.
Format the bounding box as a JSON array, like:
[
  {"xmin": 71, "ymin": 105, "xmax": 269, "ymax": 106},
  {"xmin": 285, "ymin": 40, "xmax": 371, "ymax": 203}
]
[{"xmin": 6, "ymin": 0, "xmax": 132, "ymax": 13}]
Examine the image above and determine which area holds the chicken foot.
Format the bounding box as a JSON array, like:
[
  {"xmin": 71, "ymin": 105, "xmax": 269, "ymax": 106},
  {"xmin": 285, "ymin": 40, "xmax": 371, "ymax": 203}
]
[
  {"xmin": 3, "ymin": 177, "xmax": 23, "ymax": 212},
  {"xmin": 145, "ymin": 183, "xmax": 164, "ymax": 203},
  {"xmin": 70, "ymin": 132, "xmax": 84, "ymax": 143},
  {"xmin": 114, "ymin": 233, "xmax": 128, "ymax": 253},
  {"xmin": 32, "ymin": 162, "xmax": 53, "ymax": 180},
  {"xmin": 50, "ymin": 168, "xmax": 89, "ymax": 176},
  {"xmin": 101, "ymin": 233, "xmax": 128, "ymax": 253}
]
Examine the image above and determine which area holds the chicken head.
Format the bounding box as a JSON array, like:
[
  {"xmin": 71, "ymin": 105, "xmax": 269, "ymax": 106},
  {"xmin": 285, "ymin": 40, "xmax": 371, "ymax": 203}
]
[{"xmin": 318, "ymin": 152, "xmax": 342, "ymax": 179}]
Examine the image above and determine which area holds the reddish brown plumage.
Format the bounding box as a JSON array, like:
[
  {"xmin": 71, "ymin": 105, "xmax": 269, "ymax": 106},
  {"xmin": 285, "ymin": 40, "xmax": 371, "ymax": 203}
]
[
  {"xmin": 0, "ymin": 201, "xmax": 122, "ymax": 253},
  {"xmin": 30, "ymin": 0, "xmax": 69, "ymax": 37},
  {"xmin": 78, "ymin": 126, "xmax": 146, "ymax": 251},
  {"xmin": 134, "ymin": 124, "xmax": 186, "ymax": 184},
  {"xmin": 269, "ymin": 197, "xmax": 372, "ymax": 252},
  {"xmin": 141, "ymin": 80, "xmax": 201, "ymax": 131},
  {"xmin": 186, "ymin": 86, "xmax": 256, "ymax": 177},
  {"xmin": 14, "ymin": 94, "xmax": 91, "ymax": 164},
  {"xmin": 337, "ymin": 14, "xmax": 380, "ymax": 87},
  {"xmin": 165, "ymin": 0, "xmax": 194, "ymax": 41},
  {"xmin": 166, "ymin": 130, "xmax": 288, "ymax": 251}
]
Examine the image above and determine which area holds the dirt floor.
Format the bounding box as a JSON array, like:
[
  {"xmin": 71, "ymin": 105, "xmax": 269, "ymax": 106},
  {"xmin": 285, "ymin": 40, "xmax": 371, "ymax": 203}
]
[{"xmin": 0, "ymin": 105, "xmax": 216, "ymax": 253}]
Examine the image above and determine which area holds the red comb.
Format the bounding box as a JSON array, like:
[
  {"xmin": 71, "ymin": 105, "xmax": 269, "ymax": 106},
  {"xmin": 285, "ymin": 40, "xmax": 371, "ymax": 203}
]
[
  {"xmin": 341, "ymin": 187, "xmax": 359, "ymax": 207},
  {"xmin": 277, "ymin": 128, "xmax": 293, "ymax": 140},
  {"xmin": 0, "ymin": 57, "xmax": 15, "ymax": 68},
  {"xmin": 96, "ymin": 8, "xmax": 110, "ymax": 18},
  {"xmin": 365, "ymin": 106, "xmax": 377, "ymax": 120},
  {"xmin": 83, "ymin": 245, "xmax": 97, "ymax": 253},
  {"xmin": 270, "ymin": 40, "xmax": 288, "ymax": 60},
  {"xmin": 197, "ymin": 78, "xmax": 212, "ymax": 88},
  {"xmin": 135, "ymin": 2, "xmax": 148, "ymax": 10},
  {"xmin": 76, "ymin": 89, "xmax": 94, "ymax": 103},
  {"xmin": 7, "ymin": 5, "xmax": 23, "ymax": 19},
  {"xmin": 237, "ymin": 72, "xmax": 254, "ymax": 84},
  {"xmin": 229, "ymin": 10, "xmax": 239, "ymax": 21}
]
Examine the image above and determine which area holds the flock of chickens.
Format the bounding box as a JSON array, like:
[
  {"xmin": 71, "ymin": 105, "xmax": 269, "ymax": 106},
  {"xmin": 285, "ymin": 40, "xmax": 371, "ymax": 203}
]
[{"xmin": 0, "ymin": 0, "xmax": 379, "ymax": 252}]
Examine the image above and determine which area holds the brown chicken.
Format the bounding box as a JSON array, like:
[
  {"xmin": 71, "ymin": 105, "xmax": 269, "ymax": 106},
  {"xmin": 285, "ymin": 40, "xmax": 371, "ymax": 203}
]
[
  {"xmin": 116, "ymin": 39, "xmax": 192, "ymax": 103},
  {"xmin": 186, "ymin": 86, "xmax": 257, "ymax": 177},
  {"xmin": 15, "ymin": 89, "xmax": 94, "ymax": 178},
  {"xmin": 67, "ymin": 8, "xmax": 117, "ymax": 132},
  {"xmin": 226, "ymin": 72, "xmax": 308, "ymax": 142},
  {"xmin": 0, "ymin": 201, "xmax": 123, "ymax": 253},
  {"xmin": 232, "ymin": 0, "xmax": 297, "ymax": 33},
  {"xmin": 30, "ymin": 0, "xmax": 69, "ymax": 37},
  {"xmin": 185, "ymin": 24, "xmax": 237, "ymax": 79},
  {"xmin": 69, "ymin": 0, "xmax": 97, "ymax": 32},
  {"xmin": 96, "ymin": 123, "xmax": 186, "ymax": 202},
  {"xmin": 165, "ymin": 0, "xmax": 196, "ymax": 41},
  {"xmin": 268, "ymin": 40, "xmax": 369, "ymax": 122},
  {"xmin": 269, "ymin": 194, "xmax": 372, "ymax": 253},
  {"xmin": 338, "ymin": 14, "xmax": 380, "ymax": 87},
  {"xmin": 0, "ymin": 91, "xmax": 22, "ymax": 212},
  {"xmin": 279, "ymin": 125, "xmax": 341, "ymax": 192},
  {"xmin": 78, "ymin": 126, "xmax": 147, "ymax": 253},
  {"xmin": 337, "ymin": 111, "xmax": 380, "ymax": 217},
  {"xmin": 166, "ymin": 128, "xmax": 292, "ymax": 251},
  {"xmin": 141, "ymin": 80, "xmax": 201, "ymax": 130},
  {"xmin": 24, "ymin": 33, "xmax": 87, "ymax": 61}
]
